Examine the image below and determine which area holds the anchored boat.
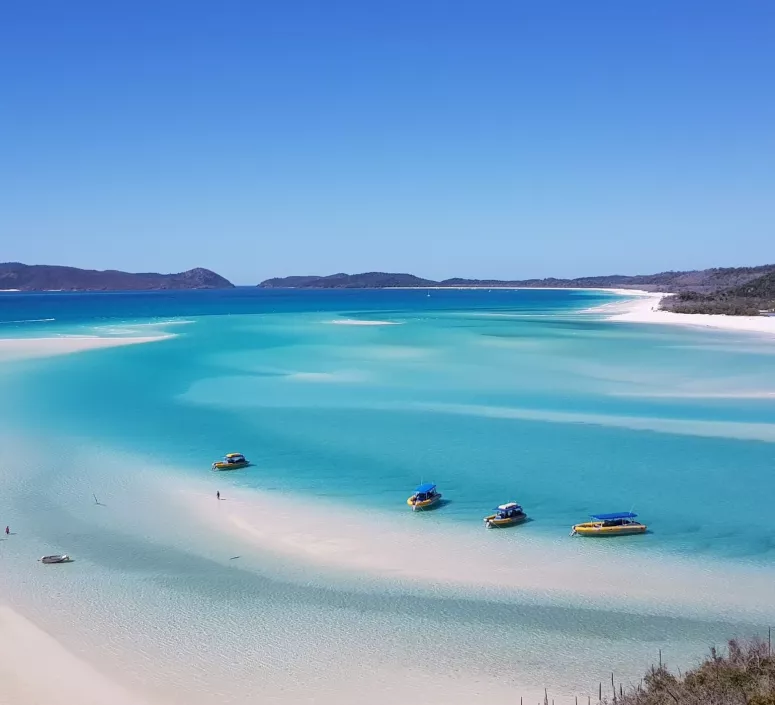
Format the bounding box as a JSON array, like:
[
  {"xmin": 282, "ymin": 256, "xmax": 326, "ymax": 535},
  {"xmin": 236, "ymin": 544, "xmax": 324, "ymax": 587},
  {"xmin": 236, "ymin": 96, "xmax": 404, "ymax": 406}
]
[
  {"xmin": 484, "ymin": 502, "xmax": 527, "ymax": 528},
  {"xmin": 407, "ymin": 483, "xmax": 442, "ymax": 510},
  {"xmin": 212, "ymin": 453, "xmax": 250, "ymax": 471},
  {"xmin": 571, "ymin": 512, "xmax": 647, "ymax": 537}
]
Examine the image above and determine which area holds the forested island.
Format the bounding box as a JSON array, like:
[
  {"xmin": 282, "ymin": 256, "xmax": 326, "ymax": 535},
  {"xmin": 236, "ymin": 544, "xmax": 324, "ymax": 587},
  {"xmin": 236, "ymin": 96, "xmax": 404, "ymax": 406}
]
[{"xmin": 0, "ymin": 263, "xmax": 234, "ymax": 292}]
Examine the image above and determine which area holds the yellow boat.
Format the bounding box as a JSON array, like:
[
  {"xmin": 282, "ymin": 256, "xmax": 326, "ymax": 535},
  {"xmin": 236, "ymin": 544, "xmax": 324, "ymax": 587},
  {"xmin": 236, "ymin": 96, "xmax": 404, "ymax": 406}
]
[
  {"xmin": 211, "ymin": 453, "xmax": 250, "ymax": 471},
  {"xmin": 484, "ymin": 502, "xmax": 527, "ymax": 528},
  {"xmin": 571, "ymin": 512, "xmax": 646, "ymax": 537},
  {"xmin": 407, "ymin": 483, "xmax": 442, "ymax": 510}
]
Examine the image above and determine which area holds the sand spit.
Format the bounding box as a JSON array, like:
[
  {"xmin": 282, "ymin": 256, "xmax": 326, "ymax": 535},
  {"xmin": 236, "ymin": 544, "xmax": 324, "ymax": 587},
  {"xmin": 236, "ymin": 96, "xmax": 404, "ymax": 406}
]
[
  {"xmin": 0, "ymin": 334, "xmax": 174, "ymax": 362},
  {"xmin": 172, "ymin": 481, "xmax": 775, "ymax": 623}
]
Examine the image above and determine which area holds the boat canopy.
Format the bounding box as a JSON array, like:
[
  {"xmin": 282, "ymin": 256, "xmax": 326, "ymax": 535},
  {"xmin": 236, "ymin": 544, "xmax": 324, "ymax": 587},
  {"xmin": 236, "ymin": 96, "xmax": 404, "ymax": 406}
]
[
  {"xmin": 497, "ymin": 503, "xmax": 520, "ymax": 511},
  {"xmin": 591, "ymin": 512, "xmax": 637, "ymax": 521},
  {"xmin": 415, "ymin": 483, "xmax": 436, "ymax": 493},
  {"xmin": 226, "ymin": 453, "xmax": 244, "ymax": 458}
]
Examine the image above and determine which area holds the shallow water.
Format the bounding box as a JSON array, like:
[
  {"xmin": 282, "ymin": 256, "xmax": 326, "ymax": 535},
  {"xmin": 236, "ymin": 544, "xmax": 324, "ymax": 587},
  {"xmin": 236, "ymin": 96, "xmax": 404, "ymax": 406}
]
[{"xmin": 0, "ymin": 288, "xmax": 773, "ymax": 703}]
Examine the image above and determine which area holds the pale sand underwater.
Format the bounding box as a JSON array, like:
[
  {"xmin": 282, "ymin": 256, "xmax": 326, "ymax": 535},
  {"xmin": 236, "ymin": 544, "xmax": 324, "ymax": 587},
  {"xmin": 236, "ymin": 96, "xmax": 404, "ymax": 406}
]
[
  {"xmin": 0, "ymin": 606, "xmax": 152, "ymax": 705},
  {"xmin": 2, "ymin": 444, "xmax": 768, "ymax": 705},
  {"xmin": 172, "ymin": 479, "xmax": 775, "ymax": 622},
  {"xmin": 327, "ymin": 318, "xmax": 403, "ymax": 325},
  {"xmin": 0, "ymin": 602, "xmax": 548, "ymax": 705}
]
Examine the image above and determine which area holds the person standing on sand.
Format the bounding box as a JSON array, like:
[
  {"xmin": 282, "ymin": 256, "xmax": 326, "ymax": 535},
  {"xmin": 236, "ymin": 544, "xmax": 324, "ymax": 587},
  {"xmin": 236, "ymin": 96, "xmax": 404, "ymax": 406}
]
[
  {"xmin": 5, "ymin": 526, "xmax": 9, "ymax": 535},
  {"xmin": 216, "ymin": 491, "xmax": 220, "ymax": 500}
]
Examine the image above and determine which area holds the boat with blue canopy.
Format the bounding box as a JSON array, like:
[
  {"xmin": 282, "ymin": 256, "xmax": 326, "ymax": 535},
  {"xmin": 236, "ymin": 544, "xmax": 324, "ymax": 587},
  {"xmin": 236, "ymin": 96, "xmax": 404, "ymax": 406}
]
[
  {"xmin": 407, "ymin": 483, "xmax": 442, "ymax": 510},
  {"xmin": 571, "ymin": 511, "xmax": 646, "ymax": 536},
  {"xmin": 483, "ymin": 502, "xmax": 527, "ymax": 528},
  {"xmin": 211, "ymin": 453, "xmax": 250, "ymax": 471}
]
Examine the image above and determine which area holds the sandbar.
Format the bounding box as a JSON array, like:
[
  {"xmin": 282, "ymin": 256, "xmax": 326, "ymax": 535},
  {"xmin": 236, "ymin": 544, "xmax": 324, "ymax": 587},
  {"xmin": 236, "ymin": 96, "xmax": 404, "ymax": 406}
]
[
  {"xmin": 0, "ymin": 334, "xmax": 173, "ymax": 362},
  {"xmin": 170, "ymin": 480, "xmax": 775, "ymax": 623}
]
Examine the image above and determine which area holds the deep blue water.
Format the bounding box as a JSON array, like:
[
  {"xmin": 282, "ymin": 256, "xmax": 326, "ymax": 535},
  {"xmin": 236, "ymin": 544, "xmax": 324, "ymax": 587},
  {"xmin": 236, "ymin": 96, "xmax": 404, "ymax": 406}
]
[{"xmin": 0, "ymin": 286, "xmax": 604, "ymax": 326}]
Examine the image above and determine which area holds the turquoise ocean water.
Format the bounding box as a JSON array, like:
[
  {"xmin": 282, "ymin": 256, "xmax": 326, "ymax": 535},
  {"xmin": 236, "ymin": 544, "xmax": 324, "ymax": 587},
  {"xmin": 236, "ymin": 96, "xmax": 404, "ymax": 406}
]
[{"xmin": 1, "ymin": 288, "xmax": 774, "ymax": 703}]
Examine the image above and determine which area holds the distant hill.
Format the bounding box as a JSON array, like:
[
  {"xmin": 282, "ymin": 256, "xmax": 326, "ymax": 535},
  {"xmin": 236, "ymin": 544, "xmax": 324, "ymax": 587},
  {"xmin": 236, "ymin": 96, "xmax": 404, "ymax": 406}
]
[
  {"xmin": 258, "ymin": 265, "xmax": 775, "ymax": 293},
  {"xmin": 259, "ymin": 272, "xmax": 436, "ymax": 289},
  {"xmin": 0, "ymin": 263, "xmax": 234, "ymax": 292},
  {"xmin": 725, "ymin": 270, "xmax": 775, "ymax": 298}
]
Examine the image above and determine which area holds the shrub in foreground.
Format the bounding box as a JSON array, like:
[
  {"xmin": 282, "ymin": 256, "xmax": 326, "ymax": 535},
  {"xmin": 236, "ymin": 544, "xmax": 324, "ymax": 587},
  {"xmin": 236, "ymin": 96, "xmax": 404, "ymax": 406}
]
[{"xmin": 612, "ymin": 639, "xmax": 775, "ymax": 705}]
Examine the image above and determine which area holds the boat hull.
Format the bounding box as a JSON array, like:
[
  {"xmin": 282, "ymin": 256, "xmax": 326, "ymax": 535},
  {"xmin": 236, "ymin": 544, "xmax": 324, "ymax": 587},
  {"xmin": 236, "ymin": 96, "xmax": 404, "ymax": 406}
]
[
  {"xmin": 41, "ymin": 555, "xmax": 71, "ymax": 564},
  {"xmin": 572, "ymin": 523, "xmax": 647, "ymax": 536},
  {"xmin": 407, "ymin": 494, "xmax": 442, "ymax": 510},
  {"xmin": 484, "ymin": 514, "xmax": 527, "ymax": 528},
  {"xmin": 212, "ymin": 461, "xmax": 250, "ymax": 471}
]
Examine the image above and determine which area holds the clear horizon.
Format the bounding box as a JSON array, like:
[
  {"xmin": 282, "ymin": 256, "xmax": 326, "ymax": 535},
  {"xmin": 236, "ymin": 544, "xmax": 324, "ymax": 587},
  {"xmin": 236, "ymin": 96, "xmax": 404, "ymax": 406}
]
[{"xmin": 2, "ymin": 1, "xmax": 774, "ymax": 285}]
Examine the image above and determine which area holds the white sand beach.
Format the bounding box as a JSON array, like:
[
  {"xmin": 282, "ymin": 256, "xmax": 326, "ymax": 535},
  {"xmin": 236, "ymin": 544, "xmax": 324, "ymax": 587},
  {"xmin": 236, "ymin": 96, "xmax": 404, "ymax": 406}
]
[
  {"xmin": 598, "ymin": 290, "xmax": 775, "ymax": 337},
  {"xmin": 0, "ymin": 606, "xmax": 153, "ymax": 705},
  {"xmin": 0, "ymin": 334, "xmax": 173, "ymax": 362}
]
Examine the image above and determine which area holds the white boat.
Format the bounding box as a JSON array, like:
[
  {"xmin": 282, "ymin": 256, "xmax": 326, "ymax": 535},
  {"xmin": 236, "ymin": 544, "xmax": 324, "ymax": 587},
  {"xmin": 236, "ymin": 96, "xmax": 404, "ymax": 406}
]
[{"xmin": 40, "ymin": 554, "xmax": 71, "ymax": 564}]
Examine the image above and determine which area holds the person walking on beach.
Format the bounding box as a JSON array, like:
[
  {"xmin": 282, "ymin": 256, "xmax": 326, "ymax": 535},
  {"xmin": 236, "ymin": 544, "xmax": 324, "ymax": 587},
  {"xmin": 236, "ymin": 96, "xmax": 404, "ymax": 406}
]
[{"xmin": 216, "ymin": 491, "xmax": 220, "ymax": 500}]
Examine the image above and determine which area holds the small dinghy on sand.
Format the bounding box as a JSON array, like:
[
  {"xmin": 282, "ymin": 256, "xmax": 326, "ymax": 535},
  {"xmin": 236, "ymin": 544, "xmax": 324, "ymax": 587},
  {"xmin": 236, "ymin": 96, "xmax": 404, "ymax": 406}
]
[{"xmin": 40, "ymin": 554, "xmax": 71, "ymax": 564}]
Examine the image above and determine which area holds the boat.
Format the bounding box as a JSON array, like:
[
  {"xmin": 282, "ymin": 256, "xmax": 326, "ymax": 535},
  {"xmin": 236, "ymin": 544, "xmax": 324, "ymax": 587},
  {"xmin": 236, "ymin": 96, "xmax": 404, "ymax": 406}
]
[
  {"xmin": 407, "ymin": 483, "xmax": 442, "ymax": 510},
  {"xmin": 484, "ymin": 502, "xmax": 527, "ymax": 528},
  {"xmin": 211, "ymin": 453, "xmax": 250, "ymax": 471},
  {"xmin": 571, "ymin": 512, "xmax": 647, "ymax": 537},
  {"xmin": 40, "ymin": 554, "xmax": 71, "ymax": 564}
]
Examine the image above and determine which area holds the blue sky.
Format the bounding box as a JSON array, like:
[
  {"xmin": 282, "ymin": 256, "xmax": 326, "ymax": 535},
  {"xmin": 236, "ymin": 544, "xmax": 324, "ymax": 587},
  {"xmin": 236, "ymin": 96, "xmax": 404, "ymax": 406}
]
[{"xmin": 1, "ymin": 1, "xmax": 774, "ymax": 284}]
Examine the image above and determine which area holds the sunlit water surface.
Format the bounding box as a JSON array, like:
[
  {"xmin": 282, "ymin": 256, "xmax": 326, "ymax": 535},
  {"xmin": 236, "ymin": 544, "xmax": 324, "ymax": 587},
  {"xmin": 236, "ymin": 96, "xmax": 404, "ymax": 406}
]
[{"xmin": 1, "ymin": 288, "xmax": 774, "ymax": 703}]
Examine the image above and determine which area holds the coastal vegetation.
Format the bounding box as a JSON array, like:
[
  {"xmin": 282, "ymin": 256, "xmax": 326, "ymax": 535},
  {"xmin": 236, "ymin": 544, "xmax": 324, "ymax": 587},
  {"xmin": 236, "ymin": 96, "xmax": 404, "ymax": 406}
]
[
  {"xmin": 659, "ymin": 271, "xmax": 775, "ymax": 316},
  {"xmin": 608, "ymin": 638, "xmax": 775, "ymax": 705},
  {"xmin": 0, "ymin": 263, "xmax": 234, "ymax": 291}
]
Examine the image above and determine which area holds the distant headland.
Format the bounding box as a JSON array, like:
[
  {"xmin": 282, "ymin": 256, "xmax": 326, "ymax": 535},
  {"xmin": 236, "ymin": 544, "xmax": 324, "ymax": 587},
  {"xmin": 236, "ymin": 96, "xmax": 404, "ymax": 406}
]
[
  {"xmin": 259, "ymin": 265, "xmax": 775, "ymax": 315},
  {"xmin": 257, "ymin": 266, "xmax": 775, "ymax": 292},
  {"xmin": 0, "ymin": 263, "xmax": 234, "ymax": 292}
]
